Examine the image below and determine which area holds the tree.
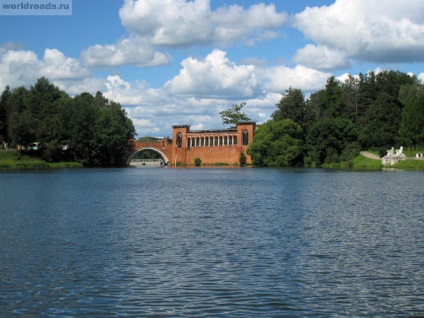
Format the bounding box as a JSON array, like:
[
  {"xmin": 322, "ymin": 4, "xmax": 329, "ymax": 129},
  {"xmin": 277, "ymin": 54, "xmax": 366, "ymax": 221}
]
[
  {"xmin": 272, "ymin": 88, "xmax": 305, "ymax": 125},
  {"xmin": 323, "ymin": 76, "xmax": 344, "ymax": 118},
  {"xmin": 0, "ymin": 85, "xmax": 11, "ymax": 143},
  {"xmin": 306, "ymin": 118, "xmax": 359, "ymax": 166},
  {"xmin": 359, "ymin": 93, "xmax": 401, "ymax": 148},
  {"xmin": 219, "ymin": 102, "xmax": 251, "ymax": 127},
  {"xmin": 91, "ymin": 100, "xmax": 136, "ymax": 166},
  {"xmin": 398, "ymin": 84, "xmax": 424, "ymax": 148},
  {"xmin": 247, "ymin": 119, "xmax": 304, "ymax": 167}
]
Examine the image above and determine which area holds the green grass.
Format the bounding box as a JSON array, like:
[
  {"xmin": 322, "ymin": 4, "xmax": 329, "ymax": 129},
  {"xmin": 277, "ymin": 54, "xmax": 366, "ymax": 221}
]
[
  {"xmin": 322, "ymin": 153, "xmax": 383, "ymax": 170},
  {"xmin": 391, "ymin": 159, "xmax": 424, "ymax": 170},
  {"xmin": 0, "ymin": 150, "xmax": 82, "ymax": 169}
]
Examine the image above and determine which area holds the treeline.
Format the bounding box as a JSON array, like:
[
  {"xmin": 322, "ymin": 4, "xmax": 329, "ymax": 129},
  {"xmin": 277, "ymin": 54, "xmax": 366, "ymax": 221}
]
[
  {"xmin": 0, "ymin": 77, "xmax": 136, "ymax": 166},
  {"xmin": 248, "ymin": 70, "xmax": 424, "ymax": 167}
]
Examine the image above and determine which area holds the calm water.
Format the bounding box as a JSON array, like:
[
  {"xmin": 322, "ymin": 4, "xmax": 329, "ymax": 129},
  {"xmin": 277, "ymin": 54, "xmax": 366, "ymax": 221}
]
[{"xmin": 1, "ymin": 167, "xmax": 423, "ymax": 317}]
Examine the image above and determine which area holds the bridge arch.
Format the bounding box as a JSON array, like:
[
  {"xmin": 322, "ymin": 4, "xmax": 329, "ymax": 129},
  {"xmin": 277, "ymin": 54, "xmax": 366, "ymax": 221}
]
[{"xmin": 127, "ymin": 147, "xmax": 170, "ymax": 165}]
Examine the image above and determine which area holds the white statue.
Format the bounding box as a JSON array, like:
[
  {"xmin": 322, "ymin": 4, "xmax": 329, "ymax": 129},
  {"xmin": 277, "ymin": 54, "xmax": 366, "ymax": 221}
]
[
  {"xmin": 386, "ymin": 147, "xmax": 395, "ymax": 157},
  {"xmin": 395, "ymin": 146, "xmax": 404, "ymax": 157}
]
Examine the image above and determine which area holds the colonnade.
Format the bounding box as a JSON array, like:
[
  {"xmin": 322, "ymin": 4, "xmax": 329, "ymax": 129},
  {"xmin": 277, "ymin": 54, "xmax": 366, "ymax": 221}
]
[{"xmin": 187, "ymin": 134, "xmax": 238, "ymax": 147}]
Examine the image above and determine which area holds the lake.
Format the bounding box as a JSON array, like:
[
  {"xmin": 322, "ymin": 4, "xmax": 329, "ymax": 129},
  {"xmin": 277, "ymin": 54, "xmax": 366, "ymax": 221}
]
[{"xmin": 1, "ymin": 167, "xmax": 423, "ymax": 317}]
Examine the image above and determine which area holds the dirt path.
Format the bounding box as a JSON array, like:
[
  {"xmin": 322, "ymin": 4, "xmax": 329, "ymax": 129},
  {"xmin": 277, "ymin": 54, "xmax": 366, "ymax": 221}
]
[{"xmin": 360, "ymin": 151, "xmax": 381, "ymax": 160}]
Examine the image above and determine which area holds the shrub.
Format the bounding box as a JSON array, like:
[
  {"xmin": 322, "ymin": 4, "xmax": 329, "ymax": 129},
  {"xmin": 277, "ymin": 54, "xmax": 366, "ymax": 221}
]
[{"xmin": 194, "ymin": 157, "xmax": 202, "ymax": 166}]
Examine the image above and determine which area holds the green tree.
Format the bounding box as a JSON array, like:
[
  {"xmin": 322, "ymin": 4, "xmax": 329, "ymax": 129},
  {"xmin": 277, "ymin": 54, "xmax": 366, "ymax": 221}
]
[
  {"xmin": 306, "ymin": 118, "xmax": 358, "ymax": 166},
  {"xmin": 0, "ymin": 85, "xmax": 11, "ymax": 143},
  {"xmin": 272, "ymin": 88, "xmax": 305, "ymax": 125},
  {"xmin": 398, "ymin": 85, "xmax": 424, "ymax": 147},
  {"xmin": 359, "ymin": 93, "xmax": 401, "ymax": 148},
  {"xmin": 247, "ymin": 119, "xmax": 304, "ymax": 166},
  {"xmin": 219, "ymin": 102, "xmax": 251, "ymax": 127},
  {"xmin": 91, "ymin": 100, "xmax": 136, "ymax": 166},
  {"xmin": 7, "ymin": 86, "xmax": 30, "ymax": 146}
]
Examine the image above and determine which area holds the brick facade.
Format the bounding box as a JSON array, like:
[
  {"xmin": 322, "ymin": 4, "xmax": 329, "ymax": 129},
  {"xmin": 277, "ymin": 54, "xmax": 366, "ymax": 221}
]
[
  {"xmin": 171, "ymin": 122, "xmax": 256, "ymax": 166},
  {"xmin": 129, "ymin": 122, "xmax": 256, "ymax": 166}
]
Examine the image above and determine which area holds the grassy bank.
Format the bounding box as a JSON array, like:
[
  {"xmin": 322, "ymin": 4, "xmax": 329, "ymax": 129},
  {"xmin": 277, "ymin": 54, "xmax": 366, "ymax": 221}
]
[
  {"xmin": 0, "ymin": 150, "xmax": 82, "ymax": 169},
  {"xmin": 324, "ymin": 152, "xmax": 424, "ymax": 170}
]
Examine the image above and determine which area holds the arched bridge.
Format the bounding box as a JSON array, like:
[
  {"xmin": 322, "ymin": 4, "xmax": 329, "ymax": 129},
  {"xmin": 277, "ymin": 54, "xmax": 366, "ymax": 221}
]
[{"xmin": 127, "ymin": 138, "xmax": 173, "ymax": 166}]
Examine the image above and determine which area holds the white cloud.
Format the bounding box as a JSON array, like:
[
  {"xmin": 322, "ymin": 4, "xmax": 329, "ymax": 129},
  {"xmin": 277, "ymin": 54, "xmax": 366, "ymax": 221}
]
[
  {"xmin": 293, "ymin": 44, "xmax": 351, "ymax": 71},
  {"xmin": 80, "ymin": 36, "xmax": 172, "ymax": 67},
  {"xmin": 294, "ymin": 0, "xmax": 424, "ymax": 69},
  {"xmin": 165, "ymin": 49, "xmax": 259, "ymax": 98},
  {"xmin": 119, "ymin": 0, "xmax": 287, "ymax": 47},
  {"xmin": 0, "ymin": 48, "xmax": 89, "ymax": 89},
  {"xmin": 42, "ymin": 49, "xmax": 90, "ymax": 79},
  {"xmin": 258, "ymin": 65, "xmax": 331, "ymax": 93},
  {"xmin": 0, "ymin": 49, "xmax": 40, "ymax": 88}
]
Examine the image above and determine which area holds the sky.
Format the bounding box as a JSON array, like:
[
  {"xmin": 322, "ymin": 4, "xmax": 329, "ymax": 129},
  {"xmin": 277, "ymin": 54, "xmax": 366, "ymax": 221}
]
[{"xmin": 1, "ymin": 0, "xmax": 424, "ymax": 137}]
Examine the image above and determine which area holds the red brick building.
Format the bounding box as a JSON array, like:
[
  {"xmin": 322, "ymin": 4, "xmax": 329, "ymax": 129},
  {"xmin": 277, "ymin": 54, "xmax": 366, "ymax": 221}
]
[
  {"xmin": 129, "ymin": 122, "xmax": 256, "ymax": 166},
  {"xmin": 171, "ymin": 122, "xmax": 256, "ymax": 166}
]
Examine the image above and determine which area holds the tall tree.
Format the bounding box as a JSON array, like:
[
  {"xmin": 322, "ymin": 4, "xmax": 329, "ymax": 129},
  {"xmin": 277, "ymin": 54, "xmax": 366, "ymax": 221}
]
[
  {"xmin": 306, "ymin": 118, "xmax": 358, "ymax": 166},
  {"xmin": 359, "ymin": 93, "xmax": 402, "ymax": 148},
  {"xmin": 398, "ymin": 84, "xmax": 424, "ymax": 148},
  {"xmin": 323, "ymin": 76, "xmax": 344, "ymax": 118},
  {"xmin": 272, "ymin": 88, "xmax": 305, "ymax": 125},
  {"xmin": 219, "ymin": 102, "xmax": 251, "ymax": 127},
  {"xmin": 0, "ymin": 85, "xmax": 11, "ymax": 143}
]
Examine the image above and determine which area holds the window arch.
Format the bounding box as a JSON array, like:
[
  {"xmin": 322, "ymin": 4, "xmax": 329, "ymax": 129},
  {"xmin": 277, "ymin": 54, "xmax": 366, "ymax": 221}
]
[
  {"xmin": 242, "ymin": 130, "xmax": 249, "ymax": 145},
  {"xmin": 176, "ymin": 133, "xmax": 182, "ymax": 148}
]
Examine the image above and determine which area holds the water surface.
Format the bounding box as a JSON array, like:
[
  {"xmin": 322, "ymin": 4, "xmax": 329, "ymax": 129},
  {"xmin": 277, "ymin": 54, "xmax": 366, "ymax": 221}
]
[{"xmin": 1, "ymin": 168, "xmax": 423, "ymax": 317}]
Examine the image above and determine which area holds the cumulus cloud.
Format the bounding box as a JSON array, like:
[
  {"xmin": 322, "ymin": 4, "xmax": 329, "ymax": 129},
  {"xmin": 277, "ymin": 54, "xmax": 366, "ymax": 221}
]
[
  {"xmin": 80, "ymin": 36, "xmax": 172, "ymax": 67},
  {"xmin": 294, "ymin": 0, "xmax": 424, "ymax": 69},
  {"xmin": 293, "ymin": 44, "xmax": 352, "ymax": 71},
  {"xmin": 165, "ymin": 49, "xmax": 259, "ymax": 98},
  {"xmin": 41, "ymin": 49, "xmax": 90, "ymax": 79},
  {"xmin": 119, "ymin": 0, "xmax": 287, "ymax": 47},
  {"xmin": 258, "ymin": 65, "xmax": 331, "ymax": 94},
  {"xmin": 0, "ymin": 47, "xmax": 89, "ymax": 89}
]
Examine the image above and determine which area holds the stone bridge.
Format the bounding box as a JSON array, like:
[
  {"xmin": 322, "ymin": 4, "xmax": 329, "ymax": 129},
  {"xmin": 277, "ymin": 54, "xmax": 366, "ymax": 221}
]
[{"xmin": 126, "ymin": 139, "xmax": 173, "ymax": 165}]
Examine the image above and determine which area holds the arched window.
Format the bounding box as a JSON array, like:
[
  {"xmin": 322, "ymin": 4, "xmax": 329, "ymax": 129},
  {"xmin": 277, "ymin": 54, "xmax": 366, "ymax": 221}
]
[
  {"xmin": 242, "ymin": 130, "xmax": 249, "ymax": 145},
  {"xmin": 219, "ymin": 136, "xmax": 223, "ymax": 146},
  {"xmin": 201, "ymin": 137, "xmax": 204, "ymax": 146},
  {"xmin": 205, "ymin": 137, "xmax": 209, "ymax": 146},
  {"xmin": 224, "ymin": 136, "xmax": 228, "ymax": 145},
  {"xmin": 233, "ymin": 136, "xmax": 237, "ymax": 145},
  {"xmin": 192, "ymin": 138, "xmax": 195, "ymax": 147},
  {"xmin": 187, "ymin": 137, "xmax": 191, "ymax": 148},
  {"xmin": 229, "ymin": 135, "xmax": 233, "ymax": 145},
  {"xmin": 176, "ymin": 133, "xmax": 182, "ymax": 148},
  {"xmin": 196, "ymin": 137, "xmax": 200, "ymax": 147},
  {"xmin": 215, "ymin": 136, "xmax": 219, "ymax": 146}
]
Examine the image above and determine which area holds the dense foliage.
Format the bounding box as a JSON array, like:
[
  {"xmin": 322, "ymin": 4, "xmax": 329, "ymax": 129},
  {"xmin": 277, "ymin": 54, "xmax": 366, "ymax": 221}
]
[
  {"xmin": 0, "ymin": 78, "xmax": 135, "ymax": 166},
  {"xmin": 248, "ymin": 70, "xmax": 422, "ymax": 167}
]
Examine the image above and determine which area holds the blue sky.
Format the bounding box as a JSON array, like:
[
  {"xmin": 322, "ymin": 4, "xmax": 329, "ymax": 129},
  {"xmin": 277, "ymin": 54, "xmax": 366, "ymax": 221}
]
[{"xmin": 1, "ymin": 0, "xmax": 424, "ymax": 137}]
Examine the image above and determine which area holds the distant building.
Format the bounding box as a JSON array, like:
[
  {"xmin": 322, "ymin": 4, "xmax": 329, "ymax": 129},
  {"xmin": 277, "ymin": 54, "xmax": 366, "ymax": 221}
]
[
  {"xmin": 171, "ymin": 122, "xmax": 256, "ymax": 166},
  {"xmin": 129, "ymin": 122, "xmax": 256, "ymax": 166}
]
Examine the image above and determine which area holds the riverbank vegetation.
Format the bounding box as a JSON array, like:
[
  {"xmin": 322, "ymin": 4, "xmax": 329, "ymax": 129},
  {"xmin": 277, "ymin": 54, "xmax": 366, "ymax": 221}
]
[
  {"xmin": 0, "ymin": 78, "xmax": 135, "ymax": 167},
  {"xmin": 247, "ymin": 70, "xmax": 424, "ymax": 168},
  {"xmin": 0, "ymin": 150, "xmax": 82, "ymax": 169}
]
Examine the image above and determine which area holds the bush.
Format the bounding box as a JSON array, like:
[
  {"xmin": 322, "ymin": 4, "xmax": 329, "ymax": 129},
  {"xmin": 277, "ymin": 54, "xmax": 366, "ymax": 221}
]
[
  {"xmin": 239, "ymin": 152, "xmax": 247, "ymax": 167},
  {"xmin": 194, "ymin": 157, "xmax": 202, "ymax": 166}
]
